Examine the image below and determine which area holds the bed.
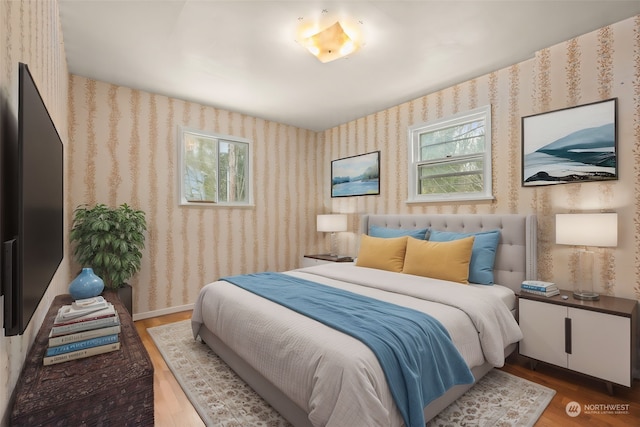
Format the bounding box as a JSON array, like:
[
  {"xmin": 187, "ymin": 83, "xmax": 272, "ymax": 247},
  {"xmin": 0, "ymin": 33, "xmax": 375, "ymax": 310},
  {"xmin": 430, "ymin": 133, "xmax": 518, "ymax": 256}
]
[{"xmin": 192, "ymin": 213, "xmax": 537, "ymax": 427}]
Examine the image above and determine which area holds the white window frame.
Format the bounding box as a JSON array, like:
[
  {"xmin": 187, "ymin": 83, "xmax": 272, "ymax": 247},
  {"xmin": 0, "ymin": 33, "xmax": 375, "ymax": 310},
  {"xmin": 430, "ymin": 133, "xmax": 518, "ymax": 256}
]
[
  {"xmin": 407, "ymin": 105, "xmax": 493, "ymax": 203},
  {"xmin": 178, "ymin": 126, "xmax": 253, "ymax": 207}
]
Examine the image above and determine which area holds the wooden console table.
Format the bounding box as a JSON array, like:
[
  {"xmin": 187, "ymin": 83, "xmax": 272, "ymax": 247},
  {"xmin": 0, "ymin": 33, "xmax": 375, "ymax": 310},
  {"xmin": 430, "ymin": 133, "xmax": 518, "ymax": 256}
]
[{"xmin": 10, "ymin": 292, "xmax": 154, "ymax": 426}]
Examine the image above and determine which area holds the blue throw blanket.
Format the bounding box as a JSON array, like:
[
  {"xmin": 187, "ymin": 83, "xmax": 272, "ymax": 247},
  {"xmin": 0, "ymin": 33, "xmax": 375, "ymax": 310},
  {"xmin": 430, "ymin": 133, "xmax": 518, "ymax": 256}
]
[{"xmin": 222, "ymin": 272, "xmax": 474, "ymax": 427}]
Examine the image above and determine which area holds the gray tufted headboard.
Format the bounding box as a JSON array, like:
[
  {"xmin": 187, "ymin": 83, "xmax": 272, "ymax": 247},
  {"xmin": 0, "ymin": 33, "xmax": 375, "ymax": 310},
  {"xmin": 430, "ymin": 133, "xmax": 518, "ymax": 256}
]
[{"xmin": 360, "ymin": 214, "xmax": 537, "ymax": 292}]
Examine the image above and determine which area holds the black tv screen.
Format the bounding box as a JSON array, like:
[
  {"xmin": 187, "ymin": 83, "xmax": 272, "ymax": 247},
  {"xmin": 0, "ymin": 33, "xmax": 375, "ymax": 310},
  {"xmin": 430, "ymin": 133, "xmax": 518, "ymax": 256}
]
[{"xmin": 3, "ymin": 63, "xmax": 63, "ymax": 336}]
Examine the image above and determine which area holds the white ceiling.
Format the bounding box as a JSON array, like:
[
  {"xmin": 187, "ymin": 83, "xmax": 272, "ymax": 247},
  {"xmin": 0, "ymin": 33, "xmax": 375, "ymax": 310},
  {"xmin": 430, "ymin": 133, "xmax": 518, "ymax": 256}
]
[{"xmin": 59, "ymin": 1, "xmax": 640, "ymax": 132}]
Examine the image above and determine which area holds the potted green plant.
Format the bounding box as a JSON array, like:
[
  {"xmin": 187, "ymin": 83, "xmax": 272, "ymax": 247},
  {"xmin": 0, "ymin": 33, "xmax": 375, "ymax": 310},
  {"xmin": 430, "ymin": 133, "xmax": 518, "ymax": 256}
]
[{"xmin": 69, "ymin": 203, "xmax": 147, "ymax": 313}]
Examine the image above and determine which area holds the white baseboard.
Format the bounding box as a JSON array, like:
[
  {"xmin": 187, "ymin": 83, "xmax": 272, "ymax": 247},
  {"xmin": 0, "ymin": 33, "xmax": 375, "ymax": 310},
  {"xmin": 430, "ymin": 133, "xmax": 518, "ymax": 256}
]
[{"xmin": 132, "ymin": 303, "xmax": 194, "ymax": 321}]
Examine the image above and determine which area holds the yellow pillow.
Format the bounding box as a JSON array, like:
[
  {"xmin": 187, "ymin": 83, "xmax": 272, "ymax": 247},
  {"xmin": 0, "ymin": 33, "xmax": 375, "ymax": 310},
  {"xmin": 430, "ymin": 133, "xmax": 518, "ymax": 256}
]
[
  {"xmin": 355, "ymin": 234, "xmax": 408, "ymax": 273},
  {"xmin": 402, "ymin": 236, "xmax": 475, "ymax": 284}
]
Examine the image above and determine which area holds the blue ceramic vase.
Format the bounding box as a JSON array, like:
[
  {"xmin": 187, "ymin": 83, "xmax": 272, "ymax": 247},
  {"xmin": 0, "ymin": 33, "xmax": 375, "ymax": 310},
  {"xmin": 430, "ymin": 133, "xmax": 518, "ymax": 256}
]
[{"xmin": 69, "ymin": 268, "xmax": 104, "ymax": 300}]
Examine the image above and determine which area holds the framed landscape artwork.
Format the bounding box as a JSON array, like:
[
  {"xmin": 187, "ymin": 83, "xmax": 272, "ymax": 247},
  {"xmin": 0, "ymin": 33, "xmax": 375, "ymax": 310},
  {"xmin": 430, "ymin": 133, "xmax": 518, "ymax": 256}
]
[
  {"xmin": 522, "ymin": 98, "xmax": 617, "ymax": 187},
  {"xmin": 331, "ymin": 151, "xmax": 380, "ymax": 197}
]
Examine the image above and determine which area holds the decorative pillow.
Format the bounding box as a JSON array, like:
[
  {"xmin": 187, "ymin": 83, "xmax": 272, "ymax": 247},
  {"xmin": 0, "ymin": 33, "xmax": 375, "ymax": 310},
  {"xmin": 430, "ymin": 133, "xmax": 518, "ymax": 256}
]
[
  {"xmin": 369, "ymin": 225, "xmax": 429, "ymax": 240},
  {"xmin": 428, "ymin": 229, "xmax": 501, "ymax": 285},
  {"xmin": 402, "ymin": 236, "xmax": 475, "ymax": 284},
  {"xmin": 355, "ymin": 235, "xmax": 408, "ymax": 273}
]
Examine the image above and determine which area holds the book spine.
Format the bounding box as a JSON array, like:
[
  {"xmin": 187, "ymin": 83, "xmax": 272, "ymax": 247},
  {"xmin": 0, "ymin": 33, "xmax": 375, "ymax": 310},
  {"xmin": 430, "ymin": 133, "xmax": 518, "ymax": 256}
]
[
  {"xmin": 48, "ymin": 325, "xmax": 121, "ymax": 347},
  {"xmin": 46, "ymin": 334, "xmax": 119, "ymax": 356},
  {"xmin": 521, "ymin": 289, "xmax": 546, "ymax": 295},
  {"xmin": 50, "ymin": 316, "xmax": 120, "ymax": 336},
  {"xmin": 56, "ymin": 306, "xmax": 110, "ymax": 322},
  {"xmin": 521, "ymin": 284, "xmax": 554, "ymax": 292},
  {"xmin": 521, "ymin": 288, "xmax": 559, "ymax": 297},
  {"xmin": 43, "ymin": 342, "xmax": 121, "ymax": 366},
  {"xmin": 54, "ymin": 309, "xmax": 115, "ymax": 326}
]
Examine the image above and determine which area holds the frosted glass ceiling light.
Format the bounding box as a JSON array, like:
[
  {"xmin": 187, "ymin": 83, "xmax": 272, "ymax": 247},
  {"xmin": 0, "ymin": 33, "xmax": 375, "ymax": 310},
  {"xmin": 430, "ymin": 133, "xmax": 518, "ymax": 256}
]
[{"xmin": 302, "ymin": 21, "xmax": 360, "ymax": 63}]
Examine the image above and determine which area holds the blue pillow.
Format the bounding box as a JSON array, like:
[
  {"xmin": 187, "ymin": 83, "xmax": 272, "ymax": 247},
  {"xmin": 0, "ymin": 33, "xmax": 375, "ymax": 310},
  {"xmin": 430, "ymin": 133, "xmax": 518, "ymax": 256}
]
[
  {"xmin": 428, "ymin": 229, "xmax": 500, "ymax": 285},
  {"xmin": 369, "ymin": 225, "xmax": 428, "ymax": 240}
]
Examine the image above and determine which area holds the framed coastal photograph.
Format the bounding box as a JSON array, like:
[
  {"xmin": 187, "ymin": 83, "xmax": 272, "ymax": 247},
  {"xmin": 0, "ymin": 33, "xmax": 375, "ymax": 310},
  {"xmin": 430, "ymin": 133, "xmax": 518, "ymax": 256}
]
[
  {"xmin": 331, "ymin": 151, "xmax": 380, "ymax": 197},
  {"xmin": 522, "ymin": 98, "xmax": 617, "ymax": 187}
]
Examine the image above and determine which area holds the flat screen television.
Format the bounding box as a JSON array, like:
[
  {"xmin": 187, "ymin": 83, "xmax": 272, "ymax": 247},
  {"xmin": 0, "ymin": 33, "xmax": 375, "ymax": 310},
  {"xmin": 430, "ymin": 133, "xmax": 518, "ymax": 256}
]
[{"xmin": 2, "ymin": 63, "xmax": 64, "ymax": 336}]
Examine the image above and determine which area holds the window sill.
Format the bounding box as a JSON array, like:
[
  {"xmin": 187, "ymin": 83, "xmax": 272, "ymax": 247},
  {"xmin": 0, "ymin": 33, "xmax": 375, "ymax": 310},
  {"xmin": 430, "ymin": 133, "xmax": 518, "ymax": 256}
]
[
  {"xmin": 179, "ymin": 202, "xmax": 255, "ymax": 208},
  {"xmin": 406, "ymin": 194, "xmax": 495, "ymax": 204}
]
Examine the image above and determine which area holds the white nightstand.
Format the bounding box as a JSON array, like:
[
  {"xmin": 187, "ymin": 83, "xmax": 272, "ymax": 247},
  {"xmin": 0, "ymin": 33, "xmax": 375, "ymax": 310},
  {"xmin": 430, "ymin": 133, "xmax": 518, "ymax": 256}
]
[
  {"xmin": 518, "ymin": 289, "xmax": 637, "ymax": 393},
  {"xmin": 301, "ymin": 254, "xmax": 354, "ymax": 268}
]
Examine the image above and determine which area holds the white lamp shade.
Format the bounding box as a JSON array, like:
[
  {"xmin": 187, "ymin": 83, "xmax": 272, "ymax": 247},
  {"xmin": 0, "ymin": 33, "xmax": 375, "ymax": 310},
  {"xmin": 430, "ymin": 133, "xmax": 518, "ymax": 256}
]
[
  {"xmin": 555, "ymin": 213, "xmax": 618, "ymax": 247},
  {"xmin": 317, "ymin": 214, "xmax": 348, "ymax": 232}
]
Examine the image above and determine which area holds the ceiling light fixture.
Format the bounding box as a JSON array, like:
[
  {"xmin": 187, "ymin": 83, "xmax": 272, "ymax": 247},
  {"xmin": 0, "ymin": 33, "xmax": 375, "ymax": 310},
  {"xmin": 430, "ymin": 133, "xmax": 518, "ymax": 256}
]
[
  {"xmin": 296, "ymin": 10, "xmax": 363, "ymax": 63},
  {"xmin": 302, "ymin": 21, "xmax": 360, "ymax": 63}
]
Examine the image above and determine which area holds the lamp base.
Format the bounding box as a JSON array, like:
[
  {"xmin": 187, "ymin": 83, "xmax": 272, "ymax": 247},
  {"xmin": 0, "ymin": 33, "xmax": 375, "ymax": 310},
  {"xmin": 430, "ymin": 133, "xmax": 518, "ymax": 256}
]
[
  {"xmin": 573, "ymin": 291, "xmax": 599, "ymax": 301},
  {"xmin": 329, "ymin": 232, "xmax": 339, "ymax": 258}
]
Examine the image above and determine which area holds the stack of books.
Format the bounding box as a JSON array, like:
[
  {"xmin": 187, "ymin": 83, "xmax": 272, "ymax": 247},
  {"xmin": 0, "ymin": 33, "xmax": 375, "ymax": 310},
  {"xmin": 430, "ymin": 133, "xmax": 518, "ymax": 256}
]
[
  {"xmin": 521, "ymin": 280, "xmax": 560, "ymax": 297},
  {"xmin": 44, "ymin": 296, "xmax": 121, "ymax": 366}
]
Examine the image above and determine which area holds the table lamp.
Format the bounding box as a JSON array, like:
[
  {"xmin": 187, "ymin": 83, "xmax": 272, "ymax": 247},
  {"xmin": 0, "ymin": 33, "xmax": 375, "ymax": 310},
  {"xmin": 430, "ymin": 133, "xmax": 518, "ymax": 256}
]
[
  {"xmin": 317, "ymin": 214, "xmax": 347, "ymax": 257},
  {"xmin": 555, "ymin": 213, "xmax": 618, "ymax": 300}
]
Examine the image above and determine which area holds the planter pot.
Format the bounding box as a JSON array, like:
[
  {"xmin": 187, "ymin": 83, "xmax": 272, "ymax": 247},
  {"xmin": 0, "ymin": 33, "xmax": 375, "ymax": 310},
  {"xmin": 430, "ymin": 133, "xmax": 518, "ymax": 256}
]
[
  {"xmin": 116, "ymin": 284, "xmax": 133, "ymax": 315},
  {"xmin": 103, "ymin": 285, "xmax": 133, "ymax": 315}
]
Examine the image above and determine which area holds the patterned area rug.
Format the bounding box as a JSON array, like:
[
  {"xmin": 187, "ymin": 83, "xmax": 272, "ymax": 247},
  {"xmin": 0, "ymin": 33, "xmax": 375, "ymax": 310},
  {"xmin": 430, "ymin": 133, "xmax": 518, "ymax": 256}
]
[{"xmin": 148, "ymin": 320, "xmax": 555, "ymax": 427}]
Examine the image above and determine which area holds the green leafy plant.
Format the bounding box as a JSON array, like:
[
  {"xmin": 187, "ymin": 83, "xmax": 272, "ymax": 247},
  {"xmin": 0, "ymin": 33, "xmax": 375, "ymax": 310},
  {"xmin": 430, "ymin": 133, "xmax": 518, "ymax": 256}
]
[{"xmin": 70, "ymin": 203, "xmax": 147, "ymax": 290}]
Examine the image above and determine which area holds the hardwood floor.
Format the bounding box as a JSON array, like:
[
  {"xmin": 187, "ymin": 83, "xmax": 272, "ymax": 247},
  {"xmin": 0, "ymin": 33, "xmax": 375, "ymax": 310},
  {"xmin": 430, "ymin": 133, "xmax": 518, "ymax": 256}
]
[
  {"xmin": 136, "ymin": 311, "xmax": 205, "ymax": 427},
  {"xmin": 137, "ymin": 311, "xmax": 640, "ymax": 427}
]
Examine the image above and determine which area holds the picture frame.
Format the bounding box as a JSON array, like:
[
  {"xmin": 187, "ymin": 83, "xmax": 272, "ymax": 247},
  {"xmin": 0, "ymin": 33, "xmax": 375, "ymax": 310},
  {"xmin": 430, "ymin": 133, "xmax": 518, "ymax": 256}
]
[
  {"xmin": 521, "ymin": 98, "xmax": 617, "ymax": 187},
  {"xmin": 331, "ymin": 151, "xmax": 380, "ymax": 197}
]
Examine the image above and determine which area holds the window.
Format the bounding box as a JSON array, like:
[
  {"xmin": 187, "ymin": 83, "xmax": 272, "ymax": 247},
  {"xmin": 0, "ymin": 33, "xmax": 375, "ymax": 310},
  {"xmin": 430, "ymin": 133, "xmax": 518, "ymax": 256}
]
[
  {"xmin": 407, "ymin": 105, "xmax": 493, "ymax": 203},
  {"xmin": 179, "ymin": 127, "xmax": 252, "ymax": 206}
]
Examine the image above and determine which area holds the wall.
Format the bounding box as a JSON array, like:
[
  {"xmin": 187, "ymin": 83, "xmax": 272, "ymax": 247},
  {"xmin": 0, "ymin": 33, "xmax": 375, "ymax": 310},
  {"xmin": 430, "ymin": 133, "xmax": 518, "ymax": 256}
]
[
  {"xmin": 67, "ymin": 77, "xmax": 324, "ymax": 317},
  {"xmin": 0, "ymin": 0, "xmax": 70, "ymax": 423},
  {"xmin": 326, "ymin": 15, "xmax": 640, "ymax": 304}
]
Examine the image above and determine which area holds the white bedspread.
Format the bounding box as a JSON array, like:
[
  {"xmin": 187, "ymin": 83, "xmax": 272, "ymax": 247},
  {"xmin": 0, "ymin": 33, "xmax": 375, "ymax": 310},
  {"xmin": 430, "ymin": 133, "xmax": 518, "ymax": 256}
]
[{"xmin": 191, "ymin": 264, "xmax": 522, "ymax": 427}]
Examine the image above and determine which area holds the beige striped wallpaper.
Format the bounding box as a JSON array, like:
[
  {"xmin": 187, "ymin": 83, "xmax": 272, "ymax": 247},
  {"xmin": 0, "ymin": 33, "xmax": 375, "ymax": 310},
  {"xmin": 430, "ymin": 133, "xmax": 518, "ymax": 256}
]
[
  {"xmin": 67, "ymin": 78, "xmax": 323, "ymax": 314},
  {"xmin": 1, "ymin": 0, "xmax": 70, "ymax": 419},
  {"xmin": 326, "ymin": 16, "xmax": 640, "ymax": 302}
]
